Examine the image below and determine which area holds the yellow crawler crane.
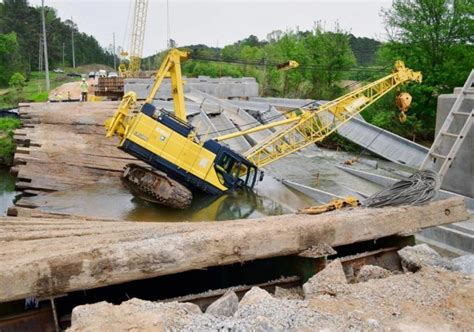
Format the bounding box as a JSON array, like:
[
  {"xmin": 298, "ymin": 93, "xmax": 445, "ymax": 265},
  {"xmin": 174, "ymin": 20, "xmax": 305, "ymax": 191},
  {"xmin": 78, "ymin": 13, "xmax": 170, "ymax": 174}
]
[{"xmin": 106, "ymin": 49, "xmax": 422, "ymax": 209}]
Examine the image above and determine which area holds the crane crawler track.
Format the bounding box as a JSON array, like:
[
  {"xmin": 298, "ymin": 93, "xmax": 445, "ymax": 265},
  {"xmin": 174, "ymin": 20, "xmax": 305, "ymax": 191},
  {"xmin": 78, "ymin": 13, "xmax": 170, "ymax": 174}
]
[{"xmin": 122, "ymin": 163, "xmax": 193, "ymax": 209}]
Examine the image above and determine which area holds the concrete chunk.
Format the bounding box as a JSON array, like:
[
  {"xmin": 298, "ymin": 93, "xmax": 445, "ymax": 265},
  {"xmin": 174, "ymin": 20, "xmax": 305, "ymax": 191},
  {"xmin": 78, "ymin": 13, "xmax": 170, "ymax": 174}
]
[
  {"xmin": 303, "ymin": 259, "xmax": 347, "ymax": 298},
  {"xmin": 356, "ymin": 265, "xmax": 392, "ymax": 282},
  {"xmin": 397, "ymin": 244, "xmax": 457, "ymax": 272},
  {"xmin": 238, "ymin": 287, "xmax": 272, "ymax": 308},
  {"xmin": 205, "ymin": 290, "xmax": 239, "ymax": 317},
  {"xmin": 452, "ymin": 255, "xmax": 474, "ymax": 275}
]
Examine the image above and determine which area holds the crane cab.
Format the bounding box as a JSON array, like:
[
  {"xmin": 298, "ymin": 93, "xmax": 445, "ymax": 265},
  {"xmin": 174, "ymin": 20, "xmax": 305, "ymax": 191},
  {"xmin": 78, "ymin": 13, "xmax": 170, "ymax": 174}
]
[{"xmin": 119, "ymin": 103, "xmax": 259, "ymax": 196}]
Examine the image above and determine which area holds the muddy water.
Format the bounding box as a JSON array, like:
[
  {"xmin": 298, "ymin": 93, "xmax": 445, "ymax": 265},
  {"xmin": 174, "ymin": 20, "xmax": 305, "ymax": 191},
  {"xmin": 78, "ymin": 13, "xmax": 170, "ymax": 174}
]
[
  {"xmin": 0, "ymin": 168, "xmax": 17, "ymax": 216},
  {"xmin": 20, "ymin": 148, "xmax": 405, "ymax": 222}
]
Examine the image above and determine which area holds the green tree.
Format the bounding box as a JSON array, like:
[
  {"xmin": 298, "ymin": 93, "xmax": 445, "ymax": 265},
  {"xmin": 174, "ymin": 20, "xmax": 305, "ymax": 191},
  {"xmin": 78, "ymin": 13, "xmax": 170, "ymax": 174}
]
[
  {"xmin": 304, "ymin": 24, "xmax": 357, "ymax": 99},
  {"xmin": 377, "ymin": 0, "xmax": 474, "ymax": 141},
  {"xmin": 0, "ymin": 0, "xmax": 114, "ymax": 78},
  {"xmin": 0, "ymin": 32, "xmax": 20, "ymax": 85},
  {"xmin": 8, "ymin": 72, "xmax": 26, "ymax": 92}
]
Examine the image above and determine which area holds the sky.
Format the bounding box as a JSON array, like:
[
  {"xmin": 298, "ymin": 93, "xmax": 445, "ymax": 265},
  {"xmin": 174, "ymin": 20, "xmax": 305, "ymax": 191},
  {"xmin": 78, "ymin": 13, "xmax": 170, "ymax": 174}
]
[{"xmin": 29, "ymin": 0, "xmax": 393, "ymax": 57}]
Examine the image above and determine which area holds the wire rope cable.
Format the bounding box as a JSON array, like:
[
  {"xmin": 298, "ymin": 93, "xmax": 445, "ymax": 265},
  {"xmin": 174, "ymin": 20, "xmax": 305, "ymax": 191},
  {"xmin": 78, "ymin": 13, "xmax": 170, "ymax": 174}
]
[{"xmin": 362, "ymin": 170, "xmax": 440, "ymax": 208}]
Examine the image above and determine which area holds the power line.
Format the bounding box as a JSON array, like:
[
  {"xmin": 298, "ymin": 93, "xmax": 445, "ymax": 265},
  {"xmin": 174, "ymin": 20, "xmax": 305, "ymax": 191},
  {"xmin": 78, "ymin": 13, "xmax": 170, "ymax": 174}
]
[{"xmin": 188, "ymin": 56, "xmax": 388, "ymax": 73}]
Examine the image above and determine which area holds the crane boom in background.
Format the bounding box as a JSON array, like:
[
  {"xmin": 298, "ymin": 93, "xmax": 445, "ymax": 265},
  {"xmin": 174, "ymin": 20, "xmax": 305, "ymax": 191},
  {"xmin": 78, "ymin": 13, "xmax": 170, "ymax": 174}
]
[{"xmin": 119, "ymin": 0, "xmax": 149, "ymax": 77}]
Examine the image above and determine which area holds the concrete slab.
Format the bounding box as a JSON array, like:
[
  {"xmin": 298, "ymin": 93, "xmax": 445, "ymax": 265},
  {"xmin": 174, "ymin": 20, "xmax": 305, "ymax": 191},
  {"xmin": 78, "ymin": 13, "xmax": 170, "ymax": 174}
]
[
  {"xmin": 186, "ymin": 89, "xmax": 274, "ymax": 148},
  {"xmin": 125, "ymin": 77, "xmax": 259, "ymax": 100},
  {"xmin": 337, "ymin": 117, "xmax": 429, "ymax": 168}
]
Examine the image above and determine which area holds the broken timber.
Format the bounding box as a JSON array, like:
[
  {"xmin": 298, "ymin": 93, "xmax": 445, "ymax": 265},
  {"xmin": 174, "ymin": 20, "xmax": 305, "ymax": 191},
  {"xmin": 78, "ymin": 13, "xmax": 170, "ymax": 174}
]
[
  {"xmin": 11, "ymin": 102, "xmax": 137, "ymax": 215},
  {"xmin": 0, "ymin": 197, "xmax": 468, "ymax": 303}
]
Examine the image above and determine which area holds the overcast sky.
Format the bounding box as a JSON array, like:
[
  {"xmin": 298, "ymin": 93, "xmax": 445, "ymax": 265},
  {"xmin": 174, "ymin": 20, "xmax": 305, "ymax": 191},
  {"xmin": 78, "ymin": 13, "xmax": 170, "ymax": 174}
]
[{"xmin": 29, "ymin": 0, "xmax": 392, "ymax": 57}]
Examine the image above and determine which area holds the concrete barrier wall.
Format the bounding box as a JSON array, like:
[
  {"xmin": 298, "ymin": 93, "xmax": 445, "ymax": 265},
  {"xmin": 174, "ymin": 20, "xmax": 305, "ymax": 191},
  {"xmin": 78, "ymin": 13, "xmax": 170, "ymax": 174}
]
[{"xmin": 125, "ymin": 77, "xmax": 259, "ymax": 100}]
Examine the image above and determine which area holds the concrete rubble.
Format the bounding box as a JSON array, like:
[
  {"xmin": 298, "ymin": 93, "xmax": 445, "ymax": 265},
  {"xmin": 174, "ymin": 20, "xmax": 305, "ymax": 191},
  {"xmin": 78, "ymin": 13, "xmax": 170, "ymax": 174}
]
[
  {"xmin": 397, "ymin": 243, "xmax": 457, "ymax": 272},
  {"xmin": 68, "ymin": 247, "xmax": 474, "ymax": 331},
  {"xmin": 302, "ymin": 259, "xmax": 348, "ymax": 298},
  {"xmin": 355, "ymin": 265, "xmax": 392, "ymax": 282},
  {"xmin": 452, "ymin": 255, "xmax": 474, "ymax": 275},
  {"xmin": 205, "ymin": 291, "xmax": 239, "ymax": 317}
]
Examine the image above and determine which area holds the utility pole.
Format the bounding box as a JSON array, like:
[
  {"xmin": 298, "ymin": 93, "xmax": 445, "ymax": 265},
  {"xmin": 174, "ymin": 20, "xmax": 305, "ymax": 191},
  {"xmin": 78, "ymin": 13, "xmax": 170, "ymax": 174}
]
[
  {"xmin": 62, "ymin": 42, "xmax": 65, "ymax": 68},
  {"xmin": 40, "ymin": 0, "xmax": 50, "ymax": 91},
  {"xmin": 38, "ymin": 36, "xmax": 43, "ymax": 72},
  {"xmin": 113, "ymin": 32, "xmax": 116, "ymax": 69},
  {"xmin": 71, "ymin": 17, "xmax": 76, "ymax": 68}
]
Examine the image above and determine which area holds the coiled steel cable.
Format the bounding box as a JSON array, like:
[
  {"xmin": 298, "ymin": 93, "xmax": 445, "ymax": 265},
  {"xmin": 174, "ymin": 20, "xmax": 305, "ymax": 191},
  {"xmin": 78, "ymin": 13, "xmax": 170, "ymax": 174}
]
[{"xmin": 362, "ymin": 170, "xmax": 440, "ymax": 208}]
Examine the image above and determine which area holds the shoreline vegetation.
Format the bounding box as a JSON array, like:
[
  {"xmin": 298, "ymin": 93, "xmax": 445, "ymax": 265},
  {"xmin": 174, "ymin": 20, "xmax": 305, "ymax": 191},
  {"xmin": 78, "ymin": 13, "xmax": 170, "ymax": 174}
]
[{"xmin": 0, "ymin": 117, "xmax": 20, "ymax": 166}]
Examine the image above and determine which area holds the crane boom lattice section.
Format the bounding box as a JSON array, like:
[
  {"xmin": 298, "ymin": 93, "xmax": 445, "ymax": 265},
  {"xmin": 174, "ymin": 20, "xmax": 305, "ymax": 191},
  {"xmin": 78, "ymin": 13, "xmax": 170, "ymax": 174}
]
[
  {"xmin": 244, "ymin": 62, "xmax": 421, "ymax": 167},
  {"xmin": 129, "ymin": 0, "xmax": 149, "ymax": 75}
]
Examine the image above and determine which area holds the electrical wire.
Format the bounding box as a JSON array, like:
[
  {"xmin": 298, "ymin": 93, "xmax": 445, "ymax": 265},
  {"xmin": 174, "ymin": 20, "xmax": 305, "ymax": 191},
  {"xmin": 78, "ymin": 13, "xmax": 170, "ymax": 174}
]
[
  {"xmin": 189, "ymin": 57, "xmax": 389, "ymax": 73},
  {"xmin": 122, "ymin": 0, "xmax": 134, "ymax": 52},
  {"xmin": 362, "ymin": 170, "xmax": 440, "ymax": 208}
]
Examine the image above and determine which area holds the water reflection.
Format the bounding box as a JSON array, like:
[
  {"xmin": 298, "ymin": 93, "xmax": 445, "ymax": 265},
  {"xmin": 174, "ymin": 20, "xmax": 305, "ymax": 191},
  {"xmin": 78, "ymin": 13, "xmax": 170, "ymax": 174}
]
[{"xmin": 28, "ymin": 177, "xmax": 289, "ymax": 222}]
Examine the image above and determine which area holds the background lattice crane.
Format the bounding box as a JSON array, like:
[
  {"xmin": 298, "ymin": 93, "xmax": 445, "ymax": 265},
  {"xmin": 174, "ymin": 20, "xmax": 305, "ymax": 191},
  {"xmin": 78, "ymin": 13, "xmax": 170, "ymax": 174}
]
[{"xmin": 119, "ymin": 0, "xmax": 149, "ymax": 77}]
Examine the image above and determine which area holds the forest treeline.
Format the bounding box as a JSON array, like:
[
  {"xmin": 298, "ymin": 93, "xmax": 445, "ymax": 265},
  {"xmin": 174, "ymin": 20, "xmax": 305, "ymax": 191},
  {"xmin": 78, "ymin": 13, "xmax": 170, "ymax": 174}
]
[
  {"xmin": 1, "ymin": 0, "xmax": 472, "ymax": 143},
  {"xmin": 0, "ymin": 0, "xmax": 114, "ymax": 86}
]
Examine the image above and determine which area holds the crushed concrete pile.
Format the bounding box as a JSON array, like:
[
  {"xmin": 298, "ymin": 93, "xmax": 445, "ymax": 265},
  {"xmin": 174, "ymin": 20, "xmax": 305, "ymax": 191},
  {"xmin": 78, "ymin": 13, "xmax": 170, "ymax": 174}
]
[{"xmin": 69, "ymin": 245, "xmax": 474, "ymax": 331}]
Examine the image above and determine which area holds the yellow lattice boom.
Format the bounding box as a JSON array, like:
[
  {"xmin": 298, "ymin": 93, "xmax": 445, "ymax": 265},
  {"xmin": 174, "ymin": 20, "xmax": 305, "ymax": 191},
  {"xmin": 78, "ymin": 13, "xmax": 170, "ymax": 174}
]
[
  {"xmin": 243, "ymin": 61, "xmax": 422, "ymax": 168},
  {"xmin": 121, "ymin": 0, "xmax": 149, "ymax": 77}
]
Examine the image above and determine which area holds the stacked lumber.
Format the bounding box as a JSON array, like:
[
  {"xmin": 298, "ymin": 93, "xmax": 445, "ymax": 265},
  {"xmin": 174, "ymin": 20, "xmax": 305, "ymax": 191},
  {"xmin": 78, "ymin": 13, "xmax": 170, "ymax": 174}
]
[{"xmin": 11, "ymin": 101, "xmax": 136, "ymax": 214}]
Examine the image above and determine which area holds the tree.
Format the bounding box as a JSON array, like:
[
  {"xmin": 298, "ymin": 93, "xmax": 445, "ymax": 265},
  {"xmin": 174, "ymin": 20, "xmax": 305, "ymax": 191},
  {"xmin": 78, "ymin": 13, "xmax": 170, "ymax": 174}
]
[
  {"xmin": 0, "ymin": 32, "xmax": 20, "ymax": 86},
  {"xmin": 304, "ymin": 24, "xmax": 357, "ymax": 99},
  {"xmin": 8, "ymin": 72, "xmax": 26, "ymax": 92},
  {"xmin": 382, "ymin": 0, "xmax": 473, "ymax": 83},
  {"xmin": 377, "ymin": 0, "xmax": 474, "ymax": 141},
  {"xmin": 0, "ymin": 1, "xmax": 114, "ymax": 79}
]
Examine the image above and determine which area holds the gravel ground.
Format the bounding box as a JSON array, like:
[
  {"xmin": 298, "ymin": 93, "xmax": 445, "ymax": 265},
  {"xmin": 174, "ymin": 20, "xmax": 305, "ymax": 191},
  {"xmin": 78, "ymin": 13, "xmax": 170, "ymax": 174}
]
[{"xmin": 68, "ymin": 267, "xmax": 473, "ymax": 331}]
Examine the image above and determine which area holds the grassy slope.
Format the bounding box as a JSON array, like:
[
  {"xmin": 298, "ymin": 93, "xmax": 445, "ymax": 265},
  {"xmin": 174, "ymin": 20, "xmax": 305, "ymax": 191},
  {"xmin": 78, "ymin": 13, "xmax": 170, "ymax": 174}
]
[
  {"xmin": 0, "ymin": 117, "xmax": 20, "ymax": 165},
  {"xmin": 0, "ymin": 71, "xmax": 78, "ymax": 108}
]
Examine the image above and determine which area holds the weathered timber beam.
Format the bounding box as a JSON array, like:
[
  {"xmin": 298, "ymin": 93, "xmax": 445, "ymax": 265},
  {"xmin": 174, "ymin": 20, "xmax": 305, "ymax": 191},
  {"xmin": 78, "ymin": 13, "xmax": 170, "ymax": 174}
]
[{"xmin": 0, "ymin": 197, "xmax": 468, "ymax": 302}]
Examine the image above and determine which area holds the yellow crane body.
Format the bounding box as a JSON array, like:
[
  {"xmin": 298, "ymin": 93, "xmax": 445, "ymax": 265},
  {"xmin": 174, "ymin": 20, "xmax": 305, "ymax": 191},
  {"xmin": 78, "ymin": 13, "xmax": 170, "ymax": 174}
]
[
  {"xmin": 115, "ymin": 111, "xmax": 258, "ymax": 195},
  {"xmin": 106, "ymin": 49, "xmax": 259, "ymax": 198}
]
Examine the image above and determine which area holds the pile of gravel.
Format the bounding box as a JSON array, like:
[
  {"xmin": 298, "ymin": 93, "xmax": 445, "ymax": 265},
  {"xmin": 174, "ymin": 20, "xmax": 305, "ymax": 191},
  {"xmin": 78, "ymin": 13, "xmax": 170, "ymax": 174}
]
[{"xmin": 68, "ymin": 244, "xmax": 474, "ymax": 331}]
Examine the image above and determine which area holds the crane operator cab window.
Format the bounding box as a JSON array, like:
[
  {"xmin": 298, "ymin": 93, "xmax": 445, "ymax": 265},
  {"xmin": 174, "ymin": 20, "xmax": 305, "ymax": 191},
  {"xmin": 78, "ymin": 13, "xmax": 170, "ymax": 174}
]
[{"xmin": 215, "ymin": 151, "xmax": 258, "ymax": 190}]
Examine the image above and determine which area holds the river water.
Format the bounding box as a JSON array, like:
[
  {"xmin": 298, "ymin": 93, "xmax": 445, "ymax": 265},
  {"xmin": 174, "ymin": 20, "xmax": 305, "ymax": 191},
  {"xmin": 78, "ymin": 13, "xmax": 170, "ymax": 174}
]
[
  {"xmin": 2, "ymin": 148, "xmax": 407, "ymax": 222},
  {"xmin": 24, "ymin": 176, "xmax": 303, "ymax": 222}
]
